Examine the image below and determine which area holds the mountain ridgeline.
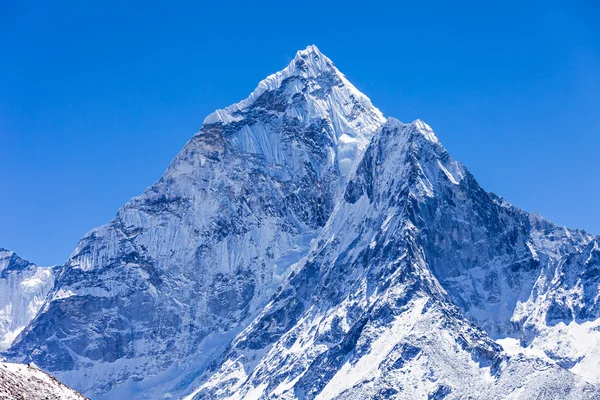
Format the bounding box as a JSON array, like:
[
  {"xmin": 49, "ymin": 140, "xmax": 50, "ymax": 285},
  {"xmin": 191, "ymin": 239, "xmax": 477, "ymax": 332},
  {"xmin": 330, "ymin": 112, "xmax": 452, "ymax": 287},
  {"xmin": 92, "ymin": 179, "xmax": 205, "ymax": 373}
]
[{"xmin": 3, "ymin": 46, "xmax": 599, "ymax": 399}]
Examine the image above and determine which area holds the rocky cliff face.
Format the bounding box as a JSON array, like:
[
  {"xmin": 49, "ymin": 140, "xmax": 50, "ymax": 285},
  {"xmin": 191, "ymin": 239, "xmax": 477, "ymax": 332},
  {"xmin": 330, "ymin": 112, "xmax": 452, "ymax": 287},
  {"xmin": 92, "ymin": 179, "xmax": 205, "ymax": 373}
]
[{"xmin": 4, "ymin": 46, "xmax": 600, "ymax": 399}]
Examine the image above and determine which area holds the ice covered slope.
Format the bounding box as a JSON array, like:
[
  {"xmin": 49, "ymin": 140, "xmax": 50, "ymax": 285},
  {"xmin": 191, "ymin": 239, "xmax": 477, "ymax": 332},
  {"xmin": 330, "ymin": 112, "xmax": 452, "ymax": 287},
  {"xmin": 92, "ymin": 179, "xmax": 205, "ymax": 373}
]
[
  {"xmin": 185, "ymin": 119, "xmax": 599, "ymax": 399},
  {"xmin": 5, "ymin": 45, "xmax": 385, "ymax": 398},
  {"xmin": 0, "ymin": 249, "xmax": 54, "ymax": 350},
  {"xmin": 0, "ymin": 362, "xmax": 87, "ymax": 400}
]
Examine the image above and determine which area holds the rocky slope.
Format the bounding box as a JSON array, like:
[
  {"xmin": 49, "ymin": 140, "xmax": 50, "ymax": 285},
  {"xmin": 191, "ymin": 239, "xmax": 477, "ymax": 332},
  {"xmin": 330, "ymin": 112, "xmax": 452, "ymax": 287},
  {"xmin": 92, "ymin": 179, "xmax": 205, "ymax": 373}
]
[{"xmin": 0, "ymin": 361, "xmax": 87, "ymax": 400}]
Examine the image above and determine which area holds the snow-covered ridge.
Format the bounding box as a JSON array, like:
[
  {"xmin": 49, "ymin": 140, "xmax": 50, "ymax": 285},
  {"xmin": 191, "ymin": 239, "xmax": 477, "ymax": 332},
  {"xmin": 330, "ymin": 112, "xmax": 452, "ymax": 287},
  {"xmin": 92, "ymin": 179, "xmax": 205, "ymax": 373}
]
[{"xmin": 0, "ymin": 362, "xmax": 87, "ymax": 399}]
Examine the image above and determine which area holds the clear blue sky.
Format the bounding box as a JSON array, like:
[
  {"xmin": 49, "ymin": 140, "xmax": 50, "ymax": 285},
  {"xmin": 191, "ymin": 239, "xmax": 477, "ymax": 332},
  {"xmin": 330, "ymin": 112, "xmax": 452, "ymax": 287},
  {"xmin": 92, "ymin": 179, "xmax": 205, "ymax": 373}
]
[{"xmin": 1, "ymin": 0, "xmax": 598, "ymax": 265}]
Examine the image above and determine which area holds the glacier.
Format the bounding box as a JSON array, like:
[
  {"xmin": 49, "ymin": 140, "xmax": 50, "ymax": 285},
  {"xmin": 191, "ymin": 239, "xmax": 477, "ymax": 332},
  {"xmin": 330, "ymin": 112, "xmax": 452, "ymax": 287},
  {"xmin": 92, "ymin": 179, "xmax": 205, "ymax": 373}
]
[{"xmin": 3, "ymin": 45, "xmax": 600, "ymax": 399}]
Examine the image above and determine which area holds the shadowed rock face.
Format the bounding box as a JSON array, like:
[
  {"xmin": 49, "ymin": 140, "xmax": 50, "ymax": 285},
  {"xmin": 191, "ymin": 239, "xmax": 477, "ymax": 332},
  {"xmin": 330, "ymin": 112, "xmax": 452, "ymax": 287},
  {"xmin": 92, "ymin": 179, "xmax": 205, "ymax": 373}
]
[{"xmin": 4, "ymin": 46, "xmax": 600, "ymax": 399}]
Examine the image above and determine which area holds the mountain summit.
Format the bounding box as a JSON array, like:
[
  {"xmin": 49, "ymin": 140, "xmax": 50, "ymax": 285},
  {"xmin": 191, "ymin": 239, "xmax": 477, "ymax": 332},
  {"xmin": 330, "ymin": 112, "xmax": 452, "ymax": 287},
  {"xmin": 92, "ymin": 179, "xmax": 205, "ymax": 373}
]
[
  {"xmin": 4, "ymin": 46, "xmax": 600, "ymax": 400},
  {"xmin": 202, "ymin": 44, "xmax": 384, "ymax": 176}
]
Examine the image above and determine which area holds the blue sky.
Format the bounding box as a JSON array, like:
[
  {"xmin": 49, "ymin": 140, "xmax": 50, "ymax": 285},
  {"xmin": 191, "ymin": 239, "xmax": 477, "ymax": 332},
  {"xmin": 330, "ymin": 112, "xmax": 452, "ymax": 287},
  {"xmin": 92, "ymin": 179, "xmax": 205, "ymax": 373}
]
[{"xmin": 1, "ymin": 0, "xmax": 598, "ymax": 265}]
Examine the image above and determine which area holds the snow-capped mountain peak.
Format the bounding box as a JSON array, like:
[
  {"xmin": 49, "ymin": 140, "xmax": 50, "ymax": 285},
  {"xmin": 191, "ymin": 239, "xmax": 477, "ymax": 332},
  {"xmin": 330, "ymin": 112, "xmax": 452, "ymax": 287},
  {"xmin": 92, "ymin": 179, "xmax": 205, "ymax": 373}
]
[
  {"xmin": 0, "ymin": 248, "xmax": 31, "ymax": 274},
  {"xmin": 204, "ymin": 44, "xmax": 371, "ymax": 123},
  {"xmin": 0, "ymin": 249, "xmax": 54, "ymax": 350},
  {"xmin": 411, "ymin": 118, "xmax": 440, "ymax": 143},
  {"xmin": 202, "ymin": 45, "xmax": 384, "ymax": 176},
  {"xmin": 4, "ymin": 46, "xmax": 385, "ymax": 398},
  {"xmin": 4, "ymin": 46, "xmax": 600, "ymax": 400}
]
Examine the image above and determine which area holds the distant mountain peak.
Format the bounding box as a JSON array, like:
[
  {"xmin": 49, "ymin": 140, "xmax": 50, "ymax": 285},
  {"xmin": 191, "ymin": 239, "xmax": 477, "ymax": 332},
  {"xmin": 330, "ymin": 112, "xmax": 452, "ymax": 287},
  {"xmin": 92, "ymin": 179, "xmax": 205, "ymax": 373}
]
[
  {"xmin": 0, "ymin": 248, "xmax": 32, "ymax": 274},
  {"xmin": 0, "ymin": 248, "xmax": 54, "ymax": 350}
]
